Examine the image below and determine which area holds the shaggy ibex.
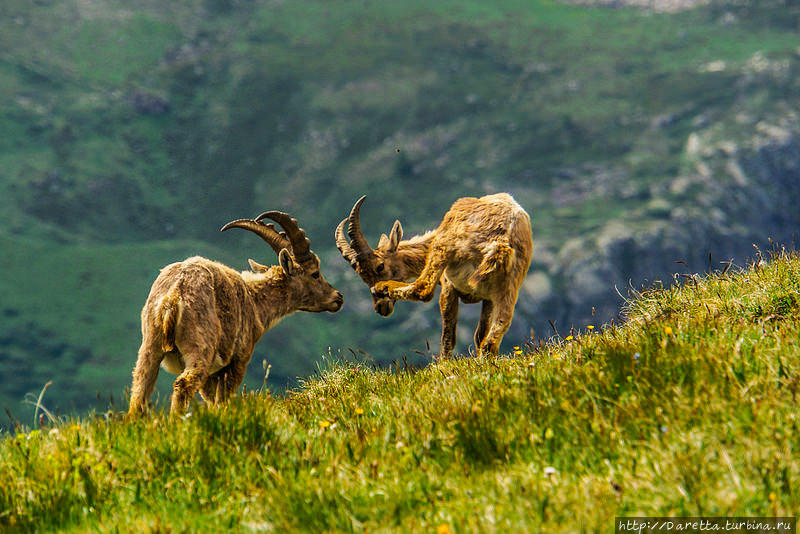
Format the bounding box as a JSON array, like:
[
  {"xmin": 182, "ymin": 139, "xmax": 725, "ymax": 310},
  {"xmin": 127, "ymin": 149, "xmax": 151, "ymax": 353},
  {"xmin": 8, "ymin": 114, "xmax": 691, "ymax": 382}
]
[
  {"xmin": 336, "ymin": 193, "xmax": 532, "ymax": 357},
  {"xmin": 128, "ymin": 212, "xmax": 343, "ymax": 415}
]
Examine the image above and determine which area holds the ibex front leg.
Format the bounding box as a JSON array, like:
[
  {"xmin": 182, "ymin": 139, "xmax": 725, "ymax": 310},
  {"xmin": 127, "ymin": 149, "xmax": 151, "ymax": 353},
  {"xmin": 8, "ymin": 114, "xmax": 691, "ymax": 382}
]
[
  {"xmin": 372, "ymin": 246, "xmax": 447, "ymax": 302},
  {"xmin": 438, "ymin": 278, "xmax": 459, "ymax": 359},
  {"xmin": 201, "ymin": 357, "xmax": 248, "ymax": 405}
]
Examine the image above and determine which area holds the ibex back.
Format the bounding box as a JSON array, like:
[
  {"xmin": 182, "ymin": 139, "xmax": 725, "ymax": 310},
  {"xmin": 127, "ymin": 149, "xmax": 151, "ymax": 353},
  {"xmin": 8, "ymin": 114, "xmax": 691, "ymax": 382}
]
[
  {"xmin": 129, "ymin": 211, "xmax": 343, "ymax": 415},
  {"xmin": 336, "ymin": 193, "xmax": 532, "ymax": 357}
]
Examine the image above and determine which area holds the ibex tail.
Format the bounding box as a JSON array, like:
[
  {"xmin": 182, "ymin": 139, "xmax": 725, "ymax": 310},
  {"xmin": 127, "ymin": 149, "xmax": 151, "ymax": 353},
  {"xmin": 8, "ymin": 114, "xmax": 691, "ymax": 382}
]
[
  {"xmin": 160, "ymin": 285, "xmax": 182, "ymax": 352},
  {"xmin": 469, "ymin": 239, "xmax": 513, "ymax": 288}
]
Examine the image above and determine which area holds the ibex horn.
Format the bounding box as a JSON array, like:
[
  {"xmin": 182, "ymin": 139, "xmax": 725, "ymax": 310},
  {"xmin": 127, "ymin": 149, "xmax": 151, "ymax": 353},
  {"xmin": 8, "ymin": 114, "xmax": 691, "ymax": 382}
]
[
  {"xmin": 256, "ymin": 211, "xmax": 313, "ymax": 263},
  {"xmin": 346, "ymin": 195, "xmax": 374, "ymax": 259},
  {"xmin": 335, "ymin": 218, "xmax": 358, "ymax": 266},
  {"xmin": 220, "ymin": 219, "xmax": 289, "ymax": 256}
]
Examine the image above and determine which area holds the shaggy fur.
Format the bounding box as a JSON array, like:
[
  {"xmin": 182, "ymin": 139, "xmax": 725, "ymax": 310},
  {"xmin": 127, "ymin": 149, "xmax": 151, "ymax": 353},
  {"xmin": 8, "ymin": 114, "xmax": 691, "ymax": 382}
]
[
  {"xmin": 129, "ymin": 217, "xmax": 343, "ymax": 416},
  {"xmin": 336, "ymin": 193, "xmax": 532, "ymax": 357}
]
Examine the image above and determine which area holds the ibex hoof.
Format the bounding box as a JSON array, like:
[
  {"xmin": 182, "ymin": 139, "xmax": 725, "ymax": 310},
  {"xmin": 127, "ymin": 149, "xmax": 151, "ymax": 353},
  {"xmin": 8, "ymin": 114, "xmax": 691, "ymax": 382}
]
[{"xmin": 372, "ymin": 282, "xmax": 390, "ymax": 298}]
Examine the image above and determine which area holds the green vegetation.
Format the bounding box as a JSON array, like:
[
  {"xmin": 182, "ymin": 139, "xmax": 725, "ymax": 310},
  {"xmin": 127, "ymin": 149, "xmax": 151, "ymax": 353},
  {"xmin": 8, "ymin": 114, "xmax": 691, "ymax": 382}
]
[
  {"xmin": 2, "ymin": 0, "xmax": 799, "ymax": 422},
  {"xmin": 2, "ymin": 252, "xmax": 798, "ymax": 531}
]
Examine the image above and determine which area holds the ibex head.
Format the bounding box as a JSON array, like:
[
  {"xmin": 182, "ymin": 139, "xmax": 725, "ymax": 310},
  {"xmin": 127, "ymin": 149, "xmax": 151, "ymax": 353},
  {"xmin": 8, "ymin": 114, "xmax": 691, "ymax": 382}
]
[
  {"xmin": 335, "ymin": 196, "xmax": 409, "ymax": 317},
  {"xmin": 223, "ymin": 211, "xmax": 343, "ymax": 313}
]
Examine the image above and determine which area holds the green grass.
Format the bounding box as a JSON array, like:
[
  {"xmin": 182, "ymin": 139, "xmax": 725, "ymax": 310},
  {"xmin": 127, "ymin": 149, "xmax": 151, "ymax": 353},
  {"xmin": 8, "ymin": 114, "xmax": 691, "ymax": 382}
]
[
  {"xmin": 1, "ymin": 0, "xmax": 800, "ymax": 436},
  {"xmin": 1, "ymin": 252, "xmax": 798, "ymax": 531}
]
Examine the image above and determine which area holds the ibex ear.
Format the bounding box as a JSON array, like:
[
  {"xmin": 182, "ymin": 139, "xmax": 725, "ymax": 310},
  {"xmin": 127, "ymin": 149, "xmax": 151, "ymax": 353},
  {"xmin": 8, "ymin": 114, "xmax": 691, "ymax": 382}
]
[
  {"xmin": 278, "ymin": 248, "xmax": 295, "ymax": 276},
  {"xmin": 377, "ymin": 233, "xmax": 390, "ymax": 249},
  {"xmin": 248, "ymin": 259, "xmax": 270, "ymax": 273},
  {"xmin": 388, "ymin": 220, "xmax": 403, "ymax": 252}
]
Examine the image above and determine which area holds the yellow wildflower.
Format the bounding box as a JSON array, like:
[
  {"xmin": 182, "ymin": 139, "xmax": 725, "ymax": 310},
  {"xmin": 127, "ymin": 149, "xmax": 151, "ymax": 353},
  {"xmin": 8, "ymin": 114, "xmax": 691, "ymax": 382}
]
[
  {"xmin": 319, "ymin": 420, "xmax": 331, "ymax": 429},
  {"xmin": 437, "ymin": 525, "xmax": 452, "ymax": 534},
  {"xmin": 565, "ymin": 335, "xmax": 573, "ymax": 341},
  {"xmin": 664, "ymin": 326, "xmax": 673, "ymax": 335},
  {"xmin": 544, "ymin": 428, "xmax": 554, "ymax": 439},
  {"xmin": 587, "ymin": 325, "xmax": 594, "ymax": 331},
  {"xmin": 769, "ymin": 492, "xmax": 777, "ymax": 501},
  {"xmin": 354, "ymin": 408, "xmax": 364, "ymax": 416}
]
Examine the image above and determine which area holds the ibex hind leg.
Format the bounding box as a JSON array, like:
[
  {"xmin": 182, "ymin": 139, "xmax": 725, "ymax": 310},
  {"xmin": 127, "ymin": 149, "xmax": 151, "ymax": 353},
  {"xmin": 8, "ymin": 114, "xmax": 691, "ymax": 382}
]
[
  {"xmin": 170, "ymin": 348, "xmax": 212, "ymax": 414},
  {"xmin": 473, "ymin": 300, "xmax": 494, "ymax": 350},
  {"xmin": 438, "ymin": 279, "xmax": 459, "ymax": 359},
  {"xmin": 128, "ymin": 337, "xmax": 164, "ymax": 417},
  {"xmin": 478, "ymin": 299, "xmax": 515, "ymax": 356}
]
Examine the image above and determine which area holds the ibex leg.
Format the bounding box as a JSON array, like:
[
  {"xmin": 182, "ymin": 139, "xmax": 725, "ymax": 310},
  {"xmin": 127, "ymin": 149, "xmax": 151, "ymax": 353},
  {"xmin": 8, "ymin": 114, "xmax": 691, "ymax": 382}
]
[
  {"xmin": 201, "ymin": 358, "xmax": 247, "ymax": 405},
  {"xmin": 438, "ymin": 279, "xmax": 459, "ymax": 359},
  {"xmin": 478, "ymin": 298, "xmax": 515, "ymax": 356},
  {"xmin": 374, "ymin": 245, "xmax": 447, "ymax": 302},
  {"xmin": 473, "ymin": 299, "xmax": 494, "ymax": 350},
  {"xmin": 200, "ymin": 369, "xmax": 227, "ymax": 405},
  {"xmin": 128, "ymin": 338, "xmax": 163, "ymax": 416},
  {"xmin": 170, "ymin": 349, "xmax": 211, "ymax": 414}
]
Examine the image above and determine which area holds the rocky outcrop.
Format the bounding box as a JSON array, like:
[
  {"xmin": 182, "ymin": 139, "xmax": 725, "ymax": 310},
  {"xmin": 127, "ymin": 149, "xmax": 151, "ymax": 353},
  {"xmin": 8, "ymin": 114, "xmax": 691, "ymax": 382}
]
[
  {"xmin": 557, "ymin": 0, "xmax": 709, "ymax": 13},
  {"xmin": 513, "ymin": 121, "xmax": 800, "ymax": 339}
]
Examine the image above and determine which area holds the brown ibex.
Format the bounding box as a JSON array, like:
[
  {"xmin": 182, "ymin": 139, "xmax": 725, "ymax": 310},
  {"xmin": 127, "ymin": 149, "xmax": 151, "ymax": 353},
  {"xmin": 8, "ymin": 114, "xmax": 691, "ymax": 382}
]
[
  {"xmin": 336, "ymin": 193, "xmax": 532, "ymax": 358},
  {"xmin": 128, "ymin": 212, "xmax": 343, "ymax": 415}
]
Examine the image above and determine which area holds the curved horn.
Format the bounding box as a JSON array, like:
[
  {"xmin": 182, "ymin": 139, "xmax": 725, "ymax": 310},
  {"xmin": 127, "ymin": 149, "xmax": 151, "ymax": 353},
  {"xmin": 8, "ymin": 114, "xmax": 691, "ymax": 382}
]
[
  {"xmin": 347, "ymin": 195, "xmax": 374, "ymax": 259},
  {"xmin": 220, "ymin": 219, "xmax": 289, "ymax": 256},
  {"xmin": 256, "ymin": 211, "xmax": 313, "ymax": 262},
  {"xmin": 335, "ymin": 218, "xmax": 357, "ymax": 266}
]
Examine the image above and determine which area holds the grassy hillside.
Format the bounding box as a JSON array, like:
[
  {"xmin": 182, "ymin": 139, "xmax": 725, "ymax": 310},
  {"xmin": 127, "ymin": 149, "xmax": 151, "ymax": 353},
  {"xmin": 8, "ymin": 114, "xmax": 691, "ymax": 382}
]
[
  {"xmin": 2, "ymin": 0, "xmax": 800, "ymax": 425},
  {"xmin": 1, "ymin": 251, "xmax": 798, "ymax": 532}
]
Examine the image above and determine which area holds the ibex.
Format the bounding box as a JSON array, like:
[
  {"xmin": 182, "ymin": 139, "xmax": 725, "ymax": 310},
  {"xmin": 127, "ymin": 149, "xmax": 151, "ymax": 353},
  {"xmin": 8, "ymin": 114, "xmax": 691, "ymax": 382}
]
[
  {"xmin": 336, "ymin": 193, "xmax": 532, "ymax": 358},
  {"xmin": 128, "ymin": 212, "xmax": 343, "ymax": 415}
]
